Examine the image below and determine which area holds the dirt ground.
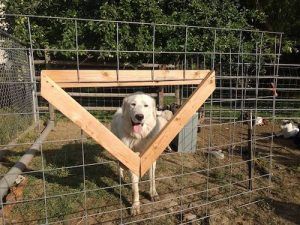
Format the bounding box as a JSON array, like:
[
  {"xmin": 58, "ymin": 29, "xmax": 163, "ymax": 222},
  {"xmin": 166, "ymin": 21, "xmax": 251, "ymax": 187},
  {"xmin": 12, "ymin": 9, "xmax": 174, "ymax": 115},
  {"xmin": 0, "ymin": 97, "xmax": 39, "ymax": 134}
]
[{"xmin": 0, "ymin": 117, "xmax": 299, "ymax": 225}]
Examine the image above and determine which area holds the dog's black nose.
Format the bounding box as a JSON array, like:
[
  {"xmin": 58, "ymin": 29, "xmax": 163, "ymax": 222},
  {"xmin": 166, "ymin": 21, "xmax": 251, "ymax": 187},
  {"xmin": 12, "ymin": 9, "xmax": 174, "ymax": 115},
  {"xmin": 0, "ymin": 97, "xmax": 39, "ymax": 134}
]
[{"xmin": 135, "ymin": 114, "xmax": 144, "ymax": 121}]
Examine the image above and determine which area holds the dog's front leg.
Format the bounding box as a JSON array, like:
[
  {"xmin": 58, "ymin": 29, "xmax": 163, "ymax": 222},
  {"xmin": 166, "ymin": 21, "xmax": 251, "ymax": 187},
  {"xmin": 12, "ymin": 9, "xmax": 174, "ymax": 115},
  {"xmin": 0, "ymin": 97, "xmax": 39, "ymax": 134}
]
[
  {"xmin": 149, "ymin": 161, "xmax": 159, "ymax": 201},
  {"xmin": 130, "ymin": 171, "xmax": 140, "ymax": 215}
]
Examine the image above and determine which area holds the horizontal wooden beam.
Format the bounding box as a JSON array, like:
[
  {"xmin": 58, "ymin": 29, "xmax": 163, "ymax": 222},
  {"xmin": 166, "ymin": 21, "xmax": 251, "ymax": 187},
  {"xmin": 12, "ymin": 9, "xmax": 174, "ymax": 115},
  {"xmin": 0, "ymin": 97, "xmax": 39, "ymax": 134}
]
[
  {"xmin": 41, "ymin": 70, "xmax": 210, "ymax": 88},
  {"xmin": 37, "ymin": 92, "xmax": 176, "ymax": 98},
  {"xmin": 41, "ymin": 74, "xmax": 140, "ymax": 176},
  {"xmin": 140, "ymin": 71, "xmax": 216, "ymax": 176},
  {"xmin": 58, "ymin": 80, "xmax": 208, "ymax": 88}
]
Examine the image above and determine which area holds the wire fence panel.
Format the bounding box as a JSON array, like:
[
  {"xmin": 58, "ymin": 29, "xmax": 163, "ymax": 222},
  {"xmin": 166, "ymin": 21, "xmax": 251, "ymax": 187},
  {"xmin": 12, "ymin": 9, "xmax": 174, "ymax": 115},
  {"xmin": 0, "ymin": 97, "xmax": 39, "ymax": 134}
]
[
  {"xmin": 0, "ymin": 30, "xmax": 35, "ymax": 146},
  {"xmin": 0, "ymin": 14, "xmax": 298, "ymax": 225}
]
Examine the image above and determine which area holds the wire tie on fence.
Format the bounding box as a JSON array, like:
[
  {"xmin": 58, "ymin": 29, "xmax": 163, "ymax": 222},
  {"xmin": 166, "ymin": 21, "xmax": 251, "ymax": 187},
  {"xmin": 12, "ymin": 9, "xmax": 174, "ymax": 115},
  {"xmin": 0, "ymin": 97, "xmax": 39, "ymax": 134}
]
[{"xmin": 270, "ymin": 82, "xmax": 278, "ymax": 97}]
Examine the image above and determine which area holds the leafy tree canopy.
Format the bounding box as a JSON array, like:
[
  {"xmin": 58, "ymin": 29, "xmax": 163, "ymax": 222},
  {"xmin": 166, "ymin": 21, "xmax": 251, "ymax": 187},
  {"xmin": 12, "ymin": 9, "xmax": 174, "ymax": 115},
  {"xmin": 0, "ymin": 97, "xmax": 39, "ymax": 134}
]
[
  {"xmin": 4, "ymin": 0, "xmax": 281, "ymax": 64},
  {"xmin": 240, "ymin": 0, "xmax": 300, "ymax": 53}
]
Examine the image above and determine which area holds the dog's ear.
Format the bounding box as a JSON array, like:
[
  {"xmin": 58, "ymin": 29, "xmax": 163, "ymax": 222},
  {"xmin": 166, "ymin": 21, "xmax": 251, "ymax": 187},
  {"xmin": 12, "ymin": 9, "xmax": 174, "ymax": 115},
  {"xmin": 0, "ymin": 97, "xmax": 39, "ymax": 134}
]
[{"xmin": 122, "ymin": 96, "xmax": 129, "ymax": 117}]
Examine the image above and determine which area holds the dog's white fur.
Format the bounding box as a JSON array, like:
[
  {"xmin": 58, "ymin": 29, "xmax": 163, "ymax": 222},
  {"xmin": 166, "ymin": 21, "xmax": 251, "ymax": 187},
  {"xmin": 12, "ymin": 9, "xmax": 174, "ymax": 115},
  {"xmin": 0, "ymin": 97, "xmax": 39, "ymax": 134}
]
[
  {"xmin": 111, "ymin": 92, "xmax": 171, "ymax": 215},
  {"xmin": 276, "ymin": 120, "xmax": 299, "ymax": 138}
]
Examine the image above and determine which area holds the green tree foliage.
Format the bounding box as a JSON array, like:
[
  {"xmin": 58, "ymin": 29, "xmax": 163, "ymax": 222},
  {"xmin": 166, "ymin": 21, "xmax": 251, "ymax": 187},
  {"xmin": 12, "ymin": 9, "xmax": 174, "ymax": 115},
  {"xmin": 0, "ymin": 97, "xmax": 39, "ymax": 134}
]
[
  {"xmin": 240, "ymin": 0, "xmax": 300, "ymax": 53},
  {"xmin": 4, "ymin": 0, "xmax": 274, "ymax": 63}
]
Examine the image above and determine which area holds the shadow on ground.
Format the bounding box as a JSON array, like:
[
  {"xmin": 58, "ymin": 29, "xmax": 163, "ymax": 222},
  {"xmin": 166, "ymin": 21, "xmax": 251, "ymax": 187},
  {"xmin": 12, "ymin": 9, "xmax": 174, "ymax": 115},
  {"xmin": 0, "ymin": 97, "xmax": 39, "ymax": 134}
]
[{"xmin": 264, "ymin": 197, "xmax": 300, "ymax": 224}]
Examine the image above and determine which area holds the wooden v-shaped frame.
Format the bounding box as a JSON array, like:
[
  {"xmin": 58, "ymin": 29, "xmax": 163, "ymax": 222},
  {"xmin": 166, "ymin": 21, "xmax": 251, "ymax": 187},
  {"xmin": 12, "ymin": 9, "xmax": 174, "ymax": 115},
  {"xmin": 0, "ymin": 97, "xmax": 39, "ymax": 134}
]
[{"xmin": 41, "ymin": 70, "xmax": 215, "ymax": 177}]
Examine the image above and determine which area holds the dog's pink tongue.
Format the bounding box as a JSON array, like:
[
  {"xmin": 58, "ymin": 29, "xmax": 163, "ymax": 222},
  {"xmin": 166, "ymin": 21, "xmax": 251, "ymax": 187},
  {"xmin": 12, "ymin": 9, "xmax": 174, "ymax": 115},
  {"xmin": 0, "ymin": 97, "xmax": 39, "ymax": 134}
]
[{"xmin": 133, "ymin": 124, "xmax": 142, "ymax": 133}]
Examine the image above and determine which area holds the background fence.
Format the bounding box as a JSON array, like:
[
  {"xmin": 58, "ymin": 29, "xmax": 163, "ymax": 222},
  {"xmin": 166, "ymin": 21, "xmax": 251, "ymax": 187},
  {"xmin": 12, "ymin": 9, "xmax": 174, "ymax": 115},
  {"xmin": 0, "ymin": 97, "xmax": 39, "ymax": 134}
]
[{"xmin": 0, "ymin": 29, "xmax": 37, "ymax": 147}]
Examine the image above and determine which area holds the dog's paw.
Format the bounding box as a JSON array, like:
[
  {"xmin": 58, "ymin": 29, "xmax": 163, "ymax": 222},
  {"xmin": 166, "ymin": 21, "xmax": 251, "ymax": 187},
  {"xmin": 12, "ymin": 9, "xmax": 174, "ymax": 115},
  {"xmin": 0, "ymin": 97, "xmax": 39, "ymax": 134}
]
[
  {"xmin": 131, "ymin": 201, "xmax": 141, "ymax": 216},
  {"xmin": 151, "ymin": 194, "xmax": 160, "ymax": 202}
]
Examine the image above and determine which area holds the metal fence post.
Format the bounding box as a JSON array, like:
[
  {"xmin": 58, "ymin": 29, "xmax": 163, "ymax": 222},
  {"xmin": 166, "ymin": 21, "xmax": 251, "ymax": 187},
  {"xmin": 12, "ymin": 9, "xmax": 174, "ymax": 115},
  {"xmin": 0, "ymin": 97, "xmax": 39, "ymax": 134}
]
[{"xmin": 28, "ymin": 49, "xmax": 38, "ymax": 124}]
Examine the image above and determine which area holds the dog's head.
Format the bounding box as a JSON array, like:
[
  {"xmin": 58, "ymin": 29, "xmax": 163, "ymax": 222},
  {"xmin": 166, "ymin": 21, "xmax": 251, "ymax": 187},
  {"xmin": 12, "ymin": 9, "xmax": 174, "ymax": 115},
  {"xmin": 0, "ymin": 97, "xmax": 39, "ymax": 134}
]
[{"xmin": 122, "ymin": 92, "xmax": 157, "ymax": 139}]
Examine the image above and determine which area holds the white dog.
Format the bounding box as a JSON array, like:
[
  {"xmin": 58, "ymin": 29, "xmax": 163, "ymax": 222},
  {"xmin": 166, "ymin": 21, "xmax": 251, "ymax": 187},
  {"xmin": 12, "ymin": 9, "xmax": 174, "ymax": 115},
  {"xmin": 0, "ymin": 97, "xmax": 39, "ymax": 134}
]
[{"xmin": 111, "ymin": 92, "xmax": 171, "ymax": 215}]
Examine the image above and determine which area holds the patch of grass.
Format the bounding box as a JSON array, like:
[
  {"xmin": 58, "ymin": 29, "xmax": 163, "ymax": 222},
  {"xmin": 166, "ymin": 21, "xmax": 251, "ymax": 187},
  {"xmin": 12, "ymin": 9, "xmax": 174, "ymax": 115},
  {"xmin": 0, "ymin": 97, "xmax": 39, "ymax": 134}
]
[
  {"xmin": 46, "ymin": 193, "xmax": 84, "ymax": 223},
  {"xmin": 164, "ymin": 96, "xmax": 176, "ymax": 105},
  {"xmin": 51, "ymin": 110, "xmax": 115, "ymax": 124},
  {"xmin": 204, "ymin": 104, "xmax": 240, "ymax": 118},
  {"xmin": 10, "ymin": 199, "xmax": 46, "ymax": 224},
  {"xmin": 91, "ymin": 110, "xmax": 115, "ymax": 121},
  {"xmin": 257, "ymin": 199, "xmax": 272, "ymax": 211},
  {"xmin": 210, "ymin": 170, "xmax": 226, "ymax": 181},
  {"xmin": 232, "ymin": 173, "xmax": 243, "ymax": 181},
  {"xmin": 202, "ymin": 104, "xmax": 300, "ymax": 119},
  {"xmin": 0, "ymin": 108, "xmax": 33, "ymax": 145},
  {"xmin": 46, "ymin": 163, "xmax": 71, "ymax": 178},
  {"xmin": 255, "ymin": 158, "xmax": 270, "ymax": 176},
  {"xmin": 22, "ymin": 176, "xmax": 44, "ymax": 200}
]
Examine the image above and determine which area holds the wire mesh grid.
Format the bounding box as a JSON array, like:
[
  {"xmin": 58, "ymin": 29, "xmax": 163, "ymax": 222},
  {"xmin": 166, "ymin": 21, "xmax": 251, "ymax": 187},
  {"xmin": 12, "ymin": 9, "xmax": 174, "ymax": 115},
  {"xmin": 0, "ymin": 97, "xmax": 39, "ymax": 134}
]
[
  {"xmin": 0, "ymin": 29, "xmax": 36, "ymax": 147},
  {"xmin": 0, "ymin": 14, "xmax": 298, "ymax": 224}
]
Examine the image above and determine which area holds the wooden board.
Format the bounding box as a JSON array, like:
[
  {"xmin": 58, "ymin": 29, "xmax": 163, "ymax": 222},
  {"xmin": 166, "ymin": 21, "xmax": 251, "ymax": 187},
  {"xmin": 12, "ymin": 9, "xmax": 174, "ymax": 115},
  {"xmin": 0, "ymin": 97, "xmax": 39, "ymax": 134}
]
[
  {"xmin": 57, "ymin": 79, "xmax": 207, "ymax": 88},
  {"xmin": 140, "ymin": 71, "xmax": 216, "ymax": 176},
  {"xmin": 41, "ymin": 70, "xmax": 210, "ymax": 88},
  {"xmin": 41, "ymin": 75, "xmax": 140, "ymax": 175}
]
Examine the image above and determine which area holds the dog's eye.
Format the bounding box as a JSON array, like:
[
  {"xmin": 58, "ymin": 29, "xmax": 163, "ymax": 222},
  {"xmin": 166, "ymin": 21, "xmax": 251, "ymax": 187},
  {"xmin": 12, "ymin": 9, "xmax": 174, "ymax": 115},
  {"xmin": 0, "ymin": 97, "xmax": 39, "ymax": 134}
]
[
  {"xmin": 131, "ymin": 103, "xmax": 136, "ymax": 107},
  {"xmin": 144, "ymin": 104, "xmax": 148, "ymax": 107}
]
